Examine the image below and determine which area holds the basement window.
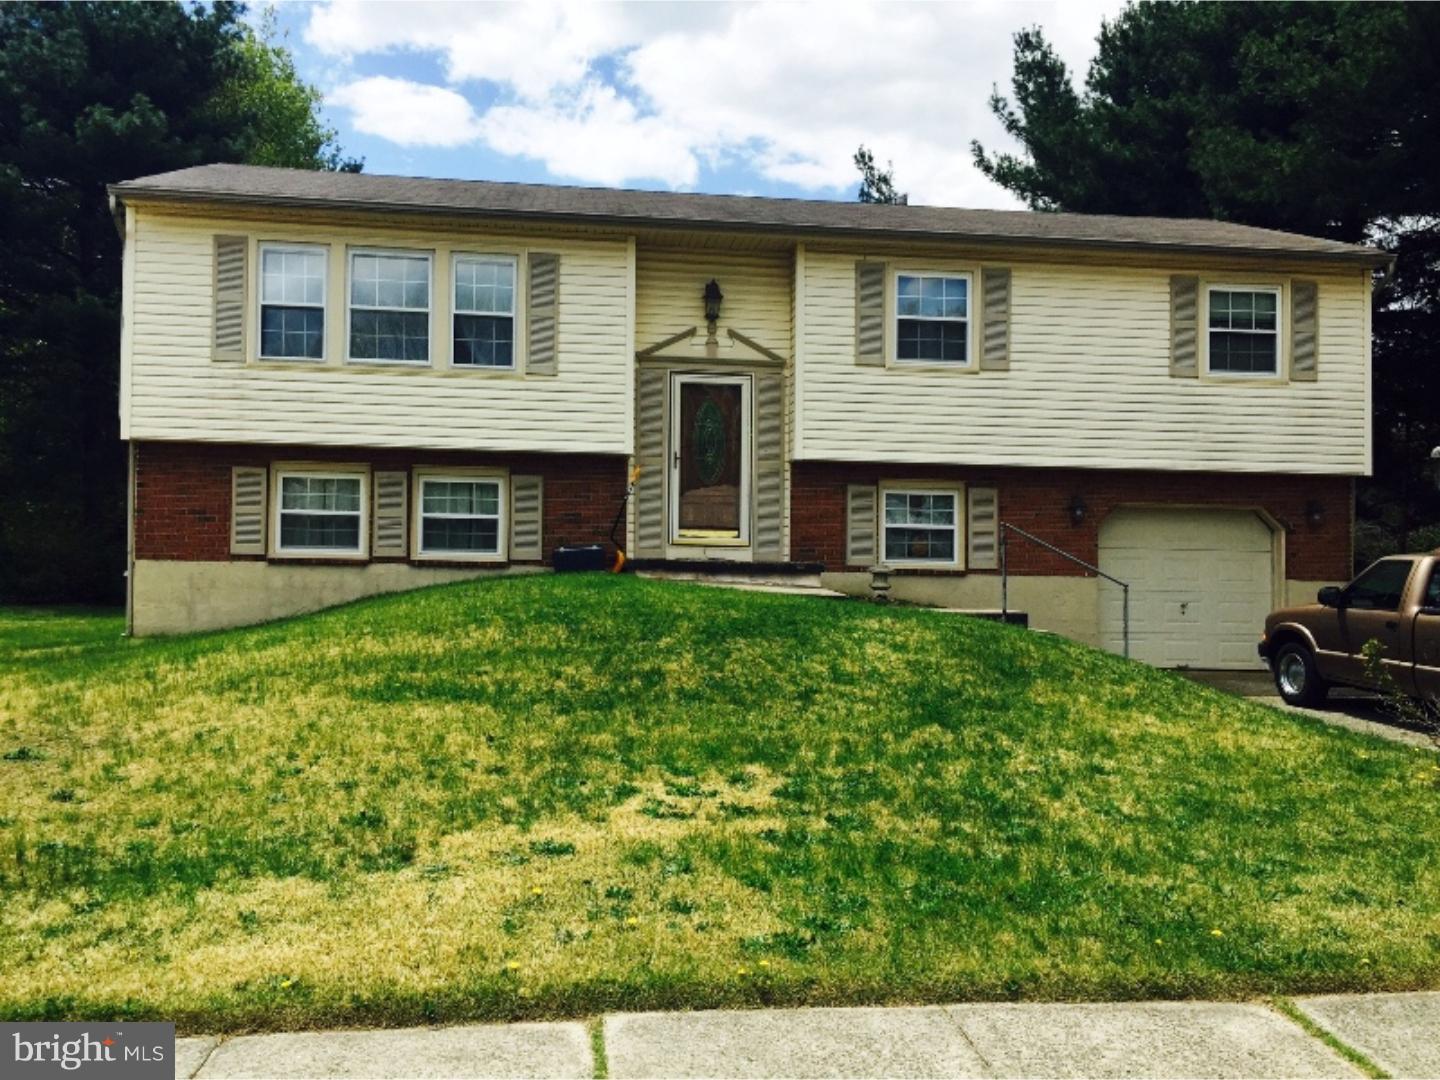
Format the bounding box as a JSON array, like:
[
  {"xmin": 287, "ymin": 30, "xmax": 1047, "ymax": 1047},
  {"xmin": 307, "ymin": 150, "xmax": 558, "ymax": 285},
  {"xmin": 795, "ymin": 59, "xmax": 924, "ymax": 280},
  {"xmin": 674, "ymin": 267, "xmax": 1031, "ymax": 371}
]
[
  {"xmin": 274, "ymin": 470, "xmax": 367, "ymax": 557},
  {"xmin": 1207, "ymin": 286, "xmax": 1280, "ymax": 376},
  {"xmin": 416, "ymin": 474, "xmax": 506, "ymax": 561},
  {"xmin": 882, "ymin": 488, "xmax": 961, "ymax": 565}
]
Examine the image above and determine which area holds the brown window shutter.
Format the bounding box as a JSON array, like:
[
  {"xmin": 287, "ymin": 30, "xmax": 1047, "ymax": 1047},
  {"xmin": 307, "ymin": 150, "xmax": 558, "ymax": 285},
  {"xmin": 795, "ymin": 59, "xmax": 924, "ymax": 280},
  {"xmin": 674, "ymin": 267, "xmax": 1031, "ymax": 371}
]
[
  {"xmin": 855, "ymin": 261, "xmax": 887, "ymax": 366},
  {"xmin": 213, "ymin": 235, "xmax": 248, "ymax": 363},
  {"xmin": 979, "ymin": 268, "xmax": 1011, "ymax": 370},
  {"xmin": 372, "ymin": 471, "xmax": 408, "ymax": 557},
  {"xmin": 1169, "ymin": 275, "xmax": 1199, "ymax": 377},
  {"xmin": 510, "ymin": 475, "xmax": 544, "ymax": 560},
  {"xmin": 752, "ymin": 373, "xmax": 785, "ymax": 561},
  {"xmin": 846, "ymin": 484, "xmax": 878, "ymax": 565},
  {"xmin": 230, "ymin": 466, "xmax": 267, "ymax": 555},
  {"xmin": 1290, "ymin": 279, "xmax": 1319, "ymax": 381},
  {"xmin": 526, "ymin": 253, "xmax": 560, "ymax": 376},
  {"xmin": 967, "ymin": 486, "xmax": 999, "ymax": 570},
  {"xmin": 633, "ymin": 367, "xmax": 667, "ymax": 557}
]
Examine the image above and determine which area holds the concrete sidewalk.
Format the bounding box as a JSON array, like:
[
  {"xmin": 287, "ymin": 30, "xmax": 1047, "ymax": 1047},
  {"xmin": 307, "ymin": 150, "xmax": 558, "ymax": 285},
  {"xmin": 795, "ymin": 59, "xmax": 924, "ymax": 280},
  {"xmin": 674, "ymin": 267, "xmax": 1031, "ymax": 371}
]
[{"xmin": 174, "ymin": 992, "xmax": 1439, "ymax": 1079}]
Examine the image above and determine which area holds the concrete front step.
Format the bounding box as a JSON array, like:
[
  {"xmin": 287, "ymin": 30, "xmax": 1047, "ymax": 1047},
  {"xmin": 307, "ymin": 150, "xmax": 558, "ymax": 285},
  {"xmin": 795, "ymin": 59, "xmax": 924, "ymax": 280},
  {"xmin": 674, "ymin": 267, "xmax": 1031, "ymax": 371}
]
[{"xmin": 637, "ymin": 568, "xmax": 842, "ymax": 597}]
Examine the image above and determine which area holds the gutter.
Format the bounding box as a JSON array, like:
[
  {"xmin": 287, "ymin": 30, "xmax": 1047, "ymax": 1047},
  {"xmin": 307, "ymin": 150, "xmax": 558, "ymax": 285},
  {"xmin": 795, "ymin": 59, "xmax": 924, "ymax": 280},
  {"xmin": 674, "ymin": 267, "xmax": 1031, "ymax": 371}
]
[{"xmin": 107, "ymin": 185, "xmax": 1393, "ymax": 270}]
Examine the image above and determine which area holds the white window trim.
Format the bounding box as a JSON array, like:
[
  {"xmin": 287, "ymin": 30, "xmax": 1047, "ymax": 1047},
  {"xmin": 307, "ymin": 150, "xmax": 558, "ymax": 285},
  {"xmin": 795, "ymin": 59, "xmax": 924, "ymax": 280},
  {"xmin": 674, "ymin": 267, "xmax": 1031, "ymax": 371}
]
[
  {"xmin": 257, "ymin": 242, "xmax": 329, "ymax": 363},
  {"xmin": 1202, "ymin": 283, "xmax": 1284, "ymax": 379},
  {"xmin": 346, "ymin": 247, "xmax": 434, "ymax": 366},
  {"xmin": 450, "ymin": 252, "xmax": 520, "ymax": 371},
  {"xmin": 891, "ymin": 269, "xmax": 976, "ymax": 369},
  {"xmin": 879, "ymin": 484, "xmax": 965, "ymax": 568},
  {"xmin": 411, "ymin": 468, "xmax": 509, "ymax": 563},
  {"xmin": 270, "ymin": 465, "xmax": 370, "ymax": 560}
]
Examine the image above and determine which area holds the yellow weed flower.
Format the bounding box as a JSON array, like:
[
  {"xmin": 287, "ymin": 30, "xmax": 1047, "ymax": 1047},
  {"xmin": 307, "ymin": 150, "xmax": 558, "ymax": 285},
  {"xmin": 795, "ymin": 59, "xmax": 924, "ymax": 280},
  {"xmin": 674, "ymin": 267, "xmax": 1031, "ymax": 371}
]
[
  {"xmin": 530, "ymin": 887, "xmax": 544, "ymax": 896},
  {"xmin": 758, "ymin": 960, "xmax": 770, "ymax": 968},
  {"xmin": 1210, "ymin": 929, "xmax": 1224, "ymax": 938},
  {"xmin": 625, "ymin": 916, "xmax": 638, "ymax": 926},
  {"xmin": 1154, "ymin": 938, "xmax": 1163, "ymax": 945},
  {"xmin": 736, "ymin": 967, "xmax": 749, "ymax": 977},
  {"xmin": 506, "ymin": 961, "xmax": 520, "ymax": 972}
]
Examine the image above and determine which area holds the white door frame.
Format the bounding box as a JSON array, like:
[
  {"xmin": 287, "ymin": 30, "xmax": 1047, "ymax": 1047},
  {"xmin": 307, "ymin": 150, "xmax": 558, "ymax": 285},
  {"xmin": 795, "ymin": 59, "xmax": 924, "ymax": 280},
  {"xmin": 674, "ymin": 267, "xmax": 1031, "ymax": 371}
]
[{"xmin": 669, "ymin": 372, "xmax": 752, "ymax": 547}]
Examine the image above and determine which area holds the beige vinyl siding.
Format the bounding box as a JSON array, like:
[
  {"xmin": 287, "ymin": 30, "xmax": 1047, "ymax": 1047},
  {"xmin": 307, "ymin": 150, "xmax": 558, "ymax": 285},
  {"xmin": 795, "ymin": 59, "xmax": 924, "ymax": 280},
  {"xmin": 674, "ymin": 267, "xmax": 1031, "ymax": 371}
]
[
  {"xmin": 635, "ymin": 246, "xmax": 793, "ymax": 355},
  {"xmin": 797, "ymin": 251, "xmax": 1370, "ymax": 475},
  {"xmin": 127, "ymin": 208, "xmax": 631, "ymax": 454}
]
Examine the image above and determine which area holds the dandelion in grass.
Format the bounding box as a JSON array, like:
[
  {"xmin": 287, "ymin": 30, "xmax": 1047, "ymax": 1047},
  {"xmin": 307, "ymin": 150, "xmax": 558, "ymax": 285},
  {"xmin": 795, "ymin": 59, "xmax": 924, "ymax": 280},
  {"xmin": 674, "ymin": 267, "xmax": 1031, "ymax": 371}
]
[
  {"xmin": 625, "ymin": 916, "xmax": 638, "ymax": 926},
  {"xmin": 505, "ymin": 961, "xmax": 520, "ymax": 973},
  {"xmin": 531, "ymin": 887, "xmax": 544, "ymax": 897},
  {"xmin": 1210, "ymin": 929, "xmax": 1224, "ymax": 938}
]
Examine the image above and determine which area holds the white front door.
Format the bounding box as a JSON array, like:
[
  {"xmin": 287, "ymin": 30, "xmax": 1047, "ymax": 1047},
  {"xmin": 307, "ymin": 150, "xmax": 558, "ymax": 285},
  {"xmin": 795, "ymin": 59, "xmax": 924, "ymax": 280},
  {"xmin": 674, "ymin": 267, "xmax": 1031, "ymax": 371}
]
[{"xmin": 670, "ymin": 373, "xmax": 751, "ymax": 546}]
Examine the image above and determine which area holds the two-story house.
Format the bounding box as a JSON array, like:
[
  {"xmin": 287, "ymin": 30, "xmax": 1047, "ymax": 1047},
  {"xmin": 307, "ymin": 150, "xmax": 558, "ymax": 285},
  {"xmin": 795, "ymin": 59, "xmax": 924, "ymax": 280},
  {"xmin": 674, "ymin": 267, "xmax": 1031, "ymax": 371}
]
[{"xmin": 110, "ymin": 165, "xmax": 1386, "ymax": 668}]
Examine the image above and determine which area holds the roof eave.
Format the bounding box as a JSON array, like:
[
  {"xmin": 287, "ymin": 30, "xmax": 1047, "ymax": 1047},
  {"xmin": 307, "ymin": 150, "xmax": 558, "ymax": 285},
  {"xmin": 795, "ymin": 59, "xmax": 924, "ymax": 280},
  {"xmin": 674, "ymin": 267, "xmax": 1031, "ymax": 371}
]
[{"xmin": 108, "ymin": 184, "xmax": 1394, "ymax": 269}]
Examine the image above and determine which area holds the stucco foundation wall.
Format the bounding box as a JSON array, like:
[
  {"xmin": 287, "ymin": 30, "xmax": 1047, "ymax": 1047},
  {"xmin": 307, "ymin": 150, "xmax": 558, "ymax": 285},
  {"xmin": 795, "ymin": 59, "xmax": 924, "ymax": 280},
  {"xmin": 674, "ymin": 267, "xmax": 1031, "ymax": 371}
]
[
  {"xmin": 132, "ymin": 559, "xmax": 544, "ymax": 635},
  {"xmin": 1285, "ymin": 580, "xmax": 1341, "ymax": 607},
  {"xmin": 822, "ymin": 572, "xmax": 1102, "ymax": 646}
]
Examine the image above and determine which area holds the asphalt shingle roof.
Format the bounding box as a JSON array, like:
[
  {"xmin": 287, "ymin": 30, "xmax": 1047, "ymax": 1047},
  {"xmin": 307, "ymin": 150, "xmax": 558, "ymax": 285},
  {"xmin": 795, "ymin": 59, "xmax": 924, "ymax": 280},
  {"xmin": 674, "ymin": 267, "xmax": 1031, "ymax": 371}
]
[{"xmin": 112, "ymin": 164, "xmax": 1389, "ymax": 266}]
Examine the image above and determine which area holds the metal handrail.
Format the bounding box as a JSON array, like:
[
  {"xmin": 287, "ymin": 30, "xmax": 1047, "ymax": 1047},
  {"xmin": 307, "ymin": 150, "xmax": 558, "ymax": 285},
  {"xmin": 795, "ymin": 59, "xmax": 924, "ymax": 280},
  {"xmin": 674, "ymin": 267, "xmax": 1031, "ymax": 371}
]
[{"xmin": 1000, "ymin": 522, "xmax": 1131, "ymax": 659}]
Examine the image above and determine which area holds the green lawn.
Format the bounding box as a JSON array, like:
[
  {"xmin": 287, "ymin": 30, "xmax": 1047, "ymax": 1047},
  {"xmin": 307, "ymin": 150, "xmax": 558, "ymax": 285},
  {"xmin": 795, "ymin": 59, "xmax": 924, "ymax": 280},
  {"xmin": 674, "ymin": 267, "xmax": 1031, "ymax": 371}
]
[{"xmin": 1, "ymin": 575, "xmax": 1438, "ymax": 1032}]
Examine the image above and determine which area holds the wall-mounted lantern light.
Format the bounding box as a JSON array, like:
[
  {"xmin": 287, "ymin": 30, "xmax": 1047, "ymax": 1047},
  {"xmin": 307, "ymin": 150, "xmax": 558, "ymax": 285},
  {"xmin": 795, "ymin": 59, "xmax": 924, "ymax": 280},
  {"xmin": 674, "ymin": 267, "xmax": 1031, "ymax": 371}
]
[
  {"xmin": 1305, "ymin": 499, "xmax": 1326, "ymax": 527},
  {"xmin": 1067, "ymin": 494, "xmax": 1088, "ymax": 526},
  {"xmin": 703, "ymin": 279, "xmax": 724, "ymax": 330}
]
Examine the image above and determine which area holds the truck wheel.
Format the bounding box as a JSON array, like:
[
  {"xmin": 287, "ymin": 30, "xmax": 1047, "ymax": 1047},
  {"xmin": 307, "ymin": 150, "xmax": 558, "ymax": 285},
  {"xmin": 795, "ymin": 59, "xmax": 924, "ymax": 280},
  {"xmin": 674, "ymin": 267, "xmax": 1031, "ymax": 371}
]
[{"xmin": 1274, "ymin": 642, "xmax": 1328, "ymax": 707}]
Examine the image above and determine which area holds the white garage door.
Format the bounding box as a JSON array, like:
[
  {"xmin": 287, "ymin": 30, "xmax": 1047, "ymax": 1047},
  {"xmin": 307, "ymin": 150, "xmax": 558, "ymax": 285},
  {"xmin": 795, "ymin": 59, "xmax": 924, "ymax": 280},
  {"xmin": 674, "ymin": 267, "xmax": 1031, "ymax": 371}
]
[{"xmin": 1099, "ymin": 509, "xmax": 1274, "ymax": 669}]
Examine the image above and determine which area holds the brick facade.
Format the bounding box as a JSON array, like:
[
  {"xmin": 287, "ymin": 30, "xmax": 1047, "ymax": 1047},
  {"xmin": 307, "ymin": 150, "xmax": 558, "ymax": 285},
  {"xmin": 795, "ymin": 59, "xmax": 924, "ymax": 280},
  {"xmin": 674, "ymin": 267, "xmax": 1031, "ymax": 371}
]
[
  {"xmin": 133, "ymin": 441, "xmax": 628, "ymax": 564},
  {"xmin": 790, "ymin": 461, "xmax": 1353, "ymax": 581}
]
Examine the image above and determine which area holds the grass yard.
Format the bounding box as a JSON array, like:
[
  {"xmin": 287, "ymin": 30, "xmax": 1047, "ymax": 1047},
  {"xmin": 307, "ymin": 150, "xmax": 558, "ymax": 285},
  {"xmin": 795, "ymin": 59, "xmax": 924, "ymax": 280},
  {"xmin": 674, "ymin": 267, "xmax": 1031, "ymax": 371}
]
[{"xmin": 1, "ymin": 575, "xmax": 1438, "ymax": 1032}]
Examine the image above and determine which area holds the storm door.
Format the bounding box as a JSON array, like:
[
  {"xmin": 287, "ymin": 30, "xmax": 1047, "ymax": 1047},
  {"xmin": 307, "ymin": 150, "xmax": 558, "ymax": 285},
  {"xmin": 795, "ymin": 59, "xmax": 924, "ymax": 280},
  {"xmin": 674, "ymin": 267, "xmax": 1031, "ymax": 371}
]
[{"xmin": 670, "ymin": 374, "xmax": 750, "ymax": 544}]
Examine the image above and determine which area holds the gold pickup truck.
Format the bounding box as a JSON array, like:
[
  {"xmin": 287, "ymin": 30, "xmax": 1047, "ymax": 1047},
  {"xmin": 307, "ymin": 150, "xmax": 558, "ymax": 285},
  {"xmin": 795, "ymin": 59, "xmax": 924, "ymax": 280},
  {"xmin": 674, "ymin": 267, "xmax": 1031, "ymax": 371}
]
[{"xmin": 1259, "ymin": 550, "xmax": 1440, "ymax": 707}]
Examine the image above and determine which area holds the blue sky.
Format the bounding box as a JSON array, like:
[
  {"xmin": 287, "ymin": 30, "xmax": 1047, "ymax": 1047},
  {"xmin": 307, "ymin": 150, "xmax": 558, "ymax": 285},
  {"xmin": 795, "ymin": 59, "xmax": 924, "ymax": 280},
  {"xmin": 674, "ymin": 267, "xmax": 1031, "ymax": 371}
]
[{"xmin": 267, "ymin": 1, "xmax": 1121, "ymax": 208}]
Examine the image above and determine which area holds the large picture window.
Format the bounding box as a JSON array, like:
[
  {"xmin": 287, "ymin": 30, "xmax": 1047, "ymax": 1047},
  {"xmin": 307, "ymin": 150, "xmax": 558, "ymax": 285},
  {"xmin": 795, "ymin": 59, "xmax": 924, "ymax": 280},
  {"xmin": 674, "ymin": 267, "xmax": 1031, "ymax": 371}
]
[
  {"xmin": 275, "ymin": 471, "xmax": 366, "ymax": 555},
  {"xmin": 349, "ymin": 250, "xmax": 431, "ymax": 363},
  {"xmin": 1207, "ymin": 286, "xmax": 1280, "ymax": 376},
  {"xmin": 882, "ymin": 488, "xmax": 960, "ymax": 564},
  {"xmin": 259, "ymin": 244, "xmax": 326, "ymax": 360},
  {"xmin": 896, "ymin": 273, "xmax": 970, "ymax": 364},
  {"xmin": 417, "ymin": 476, "xmax": 505, "ymax": 559},
  {"xmin": 453, "ymin": 255, "xmax": 517, "ymax": 368}
]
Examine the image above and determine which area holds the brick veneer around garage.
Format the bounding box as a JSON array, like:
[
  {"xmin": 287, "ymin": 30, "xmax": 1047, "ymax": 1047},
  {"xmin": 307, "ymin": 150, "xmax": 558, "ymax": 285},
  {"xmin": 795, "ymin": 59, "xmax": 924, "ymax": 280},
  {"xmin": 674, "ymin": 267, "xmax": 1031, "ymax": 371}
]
[{"xmin": 790, "ymin": 461, "xmax": 1354, "ymax": 581}]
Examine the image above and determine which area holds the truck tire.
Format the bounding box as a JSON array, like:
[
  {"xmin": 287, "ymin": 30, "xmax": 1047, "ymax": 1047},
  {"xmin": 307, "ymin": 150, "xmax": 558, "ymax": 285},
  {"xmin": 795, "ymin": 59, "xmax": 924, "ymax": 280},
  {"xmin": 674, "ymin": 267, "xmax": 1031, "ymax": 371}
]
[{"xmin": 1273, "ymin": 641, "xmax": 1329, "ymax": 708}]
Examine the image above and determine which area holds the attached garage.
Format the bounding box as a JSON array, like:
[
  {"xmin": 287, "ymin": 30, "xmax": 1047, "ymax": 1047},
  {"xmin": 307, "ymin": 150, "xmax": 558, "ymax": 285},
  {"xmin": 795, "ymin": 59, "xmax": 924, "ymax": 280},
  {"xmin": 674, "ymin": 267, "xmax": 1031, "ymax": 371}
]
[{"xmin": 1099, "ymin": 508, "xmax": 1277, "ymax": 669}]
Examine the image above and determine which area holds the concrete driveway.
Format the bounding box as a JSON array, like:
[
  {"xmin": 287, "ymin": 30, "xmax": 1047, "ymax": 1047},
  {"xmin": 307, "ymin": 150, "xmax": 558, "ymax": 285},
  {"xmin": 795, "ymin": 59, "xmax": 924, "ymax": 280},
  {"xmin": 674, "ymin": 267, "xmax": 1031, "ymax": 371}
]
[{"xmin": 1183, "ymin": 669, "xmax": 1436, "ymax": 749}]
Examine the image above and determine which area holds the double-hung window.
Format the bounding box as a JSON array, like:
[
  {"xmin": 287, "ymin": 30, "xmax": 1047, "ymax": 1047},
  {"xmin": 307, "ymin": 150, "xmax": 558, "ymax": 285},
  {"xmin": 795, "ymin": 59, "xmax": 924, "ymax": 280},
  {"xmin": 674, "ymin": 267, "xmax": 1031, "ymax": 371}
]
[
  {"xmin": 274, "ymin": 470, "xmax": 367, "ymax": 556},
  {"xmin": 417, "ymin": 475, "xmax": 505, "ymax": 559},
  {"xmin": 453, "ymin": 255, "xmax": 517, "ymax": 368},
  {"xmin": 882, "ymin": 488, "xmax": 960, "ymax": 565},
  {"xmin": 259, "ymin": 244, "xmax": 326, "ymax": 360},
  {"xmin": 1207, "ymin": 286, "xmax": 1280, "ymax": 376},
  {"xmin": 349, "ymin": 250, "xmax": 431, "ymax": 363},
  {"xmin": 896, "ymin": 273, "xmax": 970, "ymax": 364}
]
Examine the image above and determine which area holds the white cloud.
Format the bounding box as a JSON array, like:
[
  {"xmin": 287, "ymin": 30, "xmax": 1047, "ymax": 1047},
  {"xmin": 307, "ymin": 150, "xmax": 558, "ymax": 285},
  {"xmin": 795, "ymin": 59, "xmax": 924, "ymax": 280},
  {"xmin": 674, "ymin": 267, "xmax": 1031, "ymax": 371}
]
[
  {"xmin": 478, "ymin": 82, "xmax": 702, "ymax": 189},
  {"xmin": 328, "ymin": 77, "xmax": 481, "ymax": 148},
  {"xmin": 311, "ymin": 0, "xmax": 1121, "ymax": 206}
]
